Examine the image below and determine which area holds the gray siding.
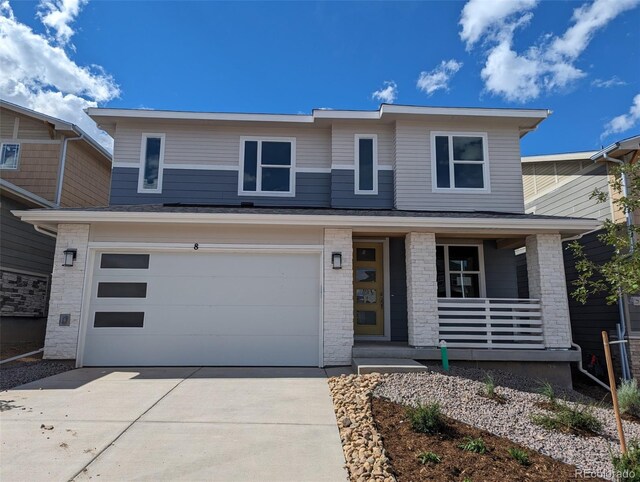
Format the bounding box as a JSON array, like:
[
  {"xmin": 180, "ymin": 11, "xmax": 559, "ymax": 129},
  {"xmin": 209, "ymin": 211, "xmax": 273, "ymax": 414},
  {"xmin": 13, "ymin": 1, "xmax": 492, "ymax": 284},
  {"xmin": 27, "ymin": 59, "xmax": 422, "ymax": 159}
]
[
  {"xmin": 483, "ymin": 240, "xmax": 519, "ymax": 298},
  {"xmin": 110, "ymin": 167, "xmax": 331, "ymax": 207},
  {"xmin": 389, "ymin": 237, "xmax": 408, "ymax": 342},
  {"xmin": 331, "ymin": 169, "xmax": 394, "ymax": 209},
  {"xmin": 0, "ymin": 195, "xmax": 56, "ymax": 274},
  {"xmin": 524, "ymin": 164, "xmax": 611, "ymax": 220}
]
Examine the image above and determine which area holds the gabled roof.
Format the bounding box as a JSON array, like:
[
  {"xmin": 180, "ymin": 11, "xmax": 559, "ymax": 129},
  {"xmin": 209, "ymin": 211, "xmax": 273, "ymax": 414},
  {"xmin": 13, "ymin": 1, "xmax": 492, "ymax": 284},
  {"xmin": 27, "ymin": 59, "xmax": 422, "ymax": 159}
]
[
  {"xmin": 591, "ymin": 134, "xmax": 640, "ymax": 162},
  {"xmin": 1, "ymin": 100, "xmax": 112, "ymax": 163}
]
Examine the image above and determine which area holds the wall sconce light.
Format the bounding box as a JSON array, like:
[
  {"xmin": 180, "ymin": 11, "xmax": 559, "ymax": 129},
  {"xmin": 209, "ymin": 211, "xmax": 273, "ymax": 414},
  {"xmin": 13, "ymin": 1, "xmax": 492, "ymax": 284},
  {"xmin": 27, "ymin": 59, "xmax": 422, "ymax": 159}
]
[
  {"xmin": 331, "ymin": 252, "xmax": 342, "ymax": 269},
  {"xmin": 63, "ymin": 248, "xmax": 77, "ymax": 267}
]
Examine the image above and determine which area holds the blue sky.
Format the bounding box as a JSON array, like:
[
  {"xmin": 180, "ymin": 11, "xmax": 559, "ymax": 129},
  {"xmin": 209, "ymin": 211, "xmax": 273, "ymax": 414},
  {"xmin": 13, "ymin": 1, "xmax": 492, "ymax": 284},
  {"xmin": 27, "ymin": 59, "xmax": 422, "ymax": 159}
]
[{"xmin": 2, "ymin": 0, "xmax": 639, "ymax": 155}]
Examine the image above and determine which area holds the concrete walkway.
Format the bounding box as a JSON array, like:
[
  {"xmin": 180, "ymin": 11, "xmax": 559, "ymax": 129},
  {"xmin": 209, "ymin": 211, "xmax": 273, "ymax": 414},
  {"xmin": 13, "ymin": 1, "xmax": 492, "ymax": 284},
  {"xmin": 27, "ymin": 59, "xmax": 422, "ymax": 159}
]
[{"xmin": 0, "ymin": 367, "xmax": 348, "ymax": 481}]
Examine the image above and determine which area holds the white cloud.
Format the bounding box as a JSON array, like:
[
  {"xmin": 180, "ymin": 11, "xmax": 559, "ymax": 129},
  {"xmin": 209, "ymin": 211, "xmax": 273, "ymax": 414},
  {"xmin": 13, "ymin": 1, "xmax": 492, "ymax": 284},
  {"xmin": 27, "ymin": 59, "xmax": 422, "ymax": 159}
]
[
  {"xmin": 372, "ymin": 81, "xmax": 398, "ymax": 104},
  {"xmin": 417, "ymin": 60, "xmax": 463, "ymax": 96},
  {"xmin": 603, "ymin": 93, "xmax": 640, "ymax": 137},
  {"xmin": 0, "ymin": 0, "xmax": 118, "ymax": 149},
  {"xmin": 461, "ymin": 0, "xmax": 640, "ymax": 102},
  {"xmin": 591, "ymin": 76, "xmax": 627, "ymax": 88},
  {"xmin": 37, "ymin": 0, "xmax": 87, "ymax": 46}
]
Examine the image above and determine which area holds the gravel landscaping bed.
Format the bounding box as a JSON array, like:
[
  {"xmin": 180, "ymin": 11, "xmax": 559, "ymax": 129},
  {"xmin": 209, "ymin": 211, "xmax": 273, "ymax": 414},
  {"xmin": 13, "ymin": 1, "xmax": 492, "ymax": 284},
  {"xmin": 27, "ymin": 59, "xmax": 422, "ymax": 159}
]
[
  {"xmin": 0, "ymin": 360, "xmax": 75, "ymax": 392},
  {"xmin": 373, "ymin": 367, "xmax": 640, "ymax": 479}
]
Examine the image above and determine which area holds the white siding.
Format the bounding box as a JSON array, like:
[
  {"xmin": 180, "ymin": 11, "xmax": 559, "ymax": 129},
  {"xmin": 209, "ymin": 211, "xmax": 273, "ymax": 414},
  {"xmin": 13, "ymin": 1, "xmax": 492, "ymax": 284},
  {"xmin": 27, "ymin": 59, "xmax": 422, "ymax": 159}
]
[
  {"xmin": 394, "ymin": 120, "xmax": 525, "ymax": 212},
  {"xmin": 331, "ymin": 122, "xmax": 394, "ymax": 168}
]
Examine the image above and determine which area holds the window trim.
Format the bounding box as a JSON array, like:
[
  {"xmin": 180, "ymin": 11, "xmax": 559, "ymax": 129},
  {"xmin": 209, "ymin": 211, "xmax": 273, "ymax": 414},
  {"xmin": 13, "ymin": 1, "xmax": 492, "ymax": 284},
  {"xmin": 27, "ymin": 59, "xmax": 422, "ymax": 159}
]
[
  {"xmin": 354, "ymin": 134, "xmax": 378, "ymax": 195},
  {"xmin": 238, "ymin": 136, "xmax": 296, "ymax": 197},
  {"xmin": 437, "ymin": 243, "xmax": 486, "ymax": 298},
  {"xmin": 430, "ymin": 131, "xmax": 490, "ymax": 193},
  {"xmin": 0, "ymin": 142, "xmax": 21, "ymax": 170},
  {"xmin": 137, "ymin": 133, "xmax": 165, "ymax": 194}
]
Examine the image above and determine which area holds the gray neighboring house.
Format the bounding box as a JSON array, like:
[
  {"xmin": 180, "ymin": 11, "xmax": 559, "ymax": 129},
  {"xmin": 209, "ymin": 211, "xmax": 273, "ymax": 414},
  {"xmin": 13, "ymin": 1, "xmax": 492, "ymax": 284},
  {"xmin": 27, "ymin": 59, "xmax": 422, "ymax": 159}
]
[
  {"xmin": 15, "ymin": 104, "xmax": 600, "ymax": 385},
  {"xmin": 520, "ymin": 135, "xmax": 640, "ymax": 380},
  {"xmin": 0, "ymin": 101, "xmax": 112, "ymax": 347}
]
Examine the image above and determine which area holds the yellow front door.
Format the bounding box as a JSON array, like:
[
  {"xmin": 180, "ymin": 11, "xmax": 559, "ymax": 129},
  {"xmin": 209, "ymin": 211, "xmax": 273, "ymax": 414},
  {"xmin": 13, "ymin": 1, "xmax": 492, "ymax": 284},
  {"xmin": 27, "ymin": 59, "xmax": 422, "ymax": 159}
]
[{"xmin": 353, "ymin": 242, "xmax": 384, "ymax": 336}]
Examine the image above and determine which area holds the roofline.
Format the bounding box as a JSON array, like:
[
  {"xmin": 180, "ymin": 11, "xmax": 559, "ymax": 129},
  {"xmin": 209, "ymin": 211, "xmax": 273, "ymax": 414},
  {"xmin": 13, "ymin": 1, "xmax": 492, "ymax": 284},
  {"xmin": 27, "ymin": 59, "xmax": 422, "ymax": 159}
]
[
  {"xmin": 1, "ymin": 179, "xmax": 56, "ymax": 208},
  {"xmin": 13, "ymin": 209, "xmax": 601, "ymax": 235},
  {"xmin": 522, "ymin": 151, "xmax": 598, "ymax": 163},
  {"xmin": 591, "ymin": 134, "xmax": 640, "ymax": 161},
  {"xmin": 1, "ymin": 100, "xmax": 112, "ymax": 163}
]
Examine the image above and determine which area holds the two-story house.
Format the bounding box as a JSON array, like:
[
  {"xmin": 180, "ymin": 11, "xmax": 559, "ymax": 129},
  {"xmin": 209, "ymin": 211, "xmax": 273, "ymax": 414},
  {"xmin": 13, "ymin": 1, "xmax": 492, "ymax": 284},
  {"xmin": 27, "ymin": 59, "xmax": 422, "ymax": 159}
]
[
  {"xmin": 0, "ymin": 100, "xmax": 112, "ymax": 347},
  {"xmin": 15, "ymin": 104, "xmax": 600, "ymax": 384}
]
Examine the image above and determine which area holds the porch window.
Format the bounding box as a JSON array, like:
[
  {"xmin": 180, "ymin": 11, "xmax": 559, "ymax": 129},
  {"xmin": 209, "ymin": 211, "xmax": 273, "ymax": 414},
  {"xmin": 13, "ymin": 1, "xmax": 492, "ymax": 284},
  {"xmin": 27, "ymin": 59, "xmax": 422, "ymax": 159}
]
[
  {"xmin": 432, "ymin": 132, "xmax": 489, "ymax": 191},
  {"xmin": 436, "ymin": 245, "xmax": 484, "ymax": 298},
  {"xmin": 138, "ymin": 134, "xmax": 165, "ymax": 193},
  {"xmin": 239, "ymin": 138, "xmax": 295, "ymax": 196}
]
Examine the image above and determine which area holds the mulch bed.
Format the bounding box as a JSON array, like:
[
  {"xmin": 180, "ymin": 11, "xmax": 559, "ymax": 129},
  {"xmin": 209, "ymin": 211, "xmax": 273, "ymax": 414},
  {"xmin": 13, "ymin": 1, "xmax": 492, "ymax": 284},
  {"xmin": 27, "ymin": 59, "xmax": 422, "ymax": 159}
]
[{"xmin": 372, "ymin": 397, "xmax": 606, "ymax": 482}]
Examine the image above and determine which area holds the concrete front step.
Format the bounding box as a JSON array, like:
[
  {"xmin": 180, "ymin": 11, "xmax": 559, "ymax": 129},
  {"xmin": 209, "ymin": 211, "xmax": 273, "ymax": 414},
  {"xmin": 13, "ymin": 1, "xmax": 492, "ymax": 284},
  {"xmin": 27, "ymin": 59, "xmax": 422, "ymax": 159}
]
[{"xmin": 352, "ymin": 358, "xmax": 428, "ymax": 375}]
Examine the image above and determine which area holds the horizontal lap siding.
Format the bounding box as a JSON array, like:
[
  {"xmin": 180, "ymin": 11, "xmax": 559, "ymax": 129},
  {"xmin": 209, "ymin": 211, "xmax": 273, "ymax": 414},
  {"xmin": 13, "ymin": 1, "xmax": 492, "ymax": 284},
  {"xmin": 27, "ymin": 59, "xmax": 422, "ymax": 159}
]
[
  {"xmin": 331, "ymin": 123, "xmax": 395, "ymax": 168},
  {"xmin": 331, "ymin": 169, "xmax": 394, "ymax": 209},
  {"xmin": 110, "ymin": 167, "xmax": 330, "ymax": 207},
  {"xmin": 60, "ymin": 142, "xmax": 111, "ymax": 207},
  {"xmin": 395, "ymin": 120, "xmax": 525, "ymax": 212},
  {"xmin": 0, "ymin": 143, "xmax": 60, "ymax": 203},
  {"xmin": 483, "ymin": 240, "xmax": 518, "ymax": 298}
]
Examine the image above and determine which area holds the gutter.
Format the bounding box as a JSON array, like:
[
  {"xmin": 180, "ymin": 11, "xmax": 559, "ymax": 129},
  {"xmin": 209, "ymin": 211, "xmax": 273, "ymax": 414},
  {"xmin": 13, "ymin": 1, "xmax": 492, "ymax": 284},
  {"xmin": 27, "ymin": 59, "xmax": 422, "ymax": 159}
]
[{"xmin": 55, "ymin": 134, "xmax": 85, "ymax": 206}]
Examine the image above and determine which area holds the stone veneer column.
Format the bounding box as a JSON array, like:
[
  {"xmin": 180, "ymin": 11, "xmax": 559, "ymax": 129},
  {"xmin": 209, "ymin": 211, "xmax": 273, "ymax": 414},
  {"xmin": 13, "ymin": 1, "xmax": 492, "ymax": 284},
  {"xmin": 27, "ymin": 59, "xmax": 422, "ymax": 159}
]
[
  {"xmin": 44, "ymin": 224, "xmax": 90, "ymax": 359},
  {"xmin": 405, "ymin": 232, "xmax": 439, "ymax": 347},
  {"xmin": 526, "ymin": 233, "xmax": 572, "ymax": 349},
  {"xmin": 323, "ymin": 228, "xmax": 353, "ymax": 366}
]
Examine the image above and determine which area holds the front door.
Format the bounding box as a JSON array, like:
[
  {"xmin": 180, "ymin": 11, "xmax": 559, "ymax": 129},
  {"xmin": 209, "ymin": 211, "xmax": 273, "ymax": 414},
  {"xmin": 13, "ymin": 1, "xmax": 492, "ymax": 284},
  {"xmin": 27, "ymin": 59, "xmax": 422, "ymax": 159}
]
[{"xmin": 353, "ymin": 242, "xmax": 384, "ymax": 336}]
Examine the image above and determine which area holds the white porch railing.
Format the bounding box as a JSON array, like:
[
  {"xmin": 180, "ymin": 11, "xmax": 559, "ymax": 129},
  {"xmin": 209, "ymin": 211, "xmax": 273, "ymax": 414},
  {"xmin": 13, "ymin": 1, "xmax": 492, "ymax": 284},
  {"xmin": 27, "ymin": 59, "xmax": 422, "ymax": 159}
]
[{"xmin": 437, "ymin": 298, "xmax": 544, "ymax": 349}]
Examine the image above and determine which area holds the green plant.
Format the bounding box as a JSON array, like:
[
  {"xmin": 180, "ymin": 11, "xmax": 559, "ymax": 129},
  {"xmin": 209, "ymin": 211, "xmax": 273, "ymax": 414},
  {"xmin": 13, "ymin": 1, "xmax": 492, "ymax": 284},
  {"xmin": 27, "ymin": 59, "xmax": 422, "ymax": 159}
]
[
  {"xmin": 458, "ymin": 437, "xmax": 487, "ymax": 454},
  {"xmin": 417, "ymin": 451, "xmax": 441, "ymax": 465},
  {"xmin": 483, "ymin": 373, "xmax": 496, "ymax": 398},
  {"xmin": 611, "ymin": 439, "xmax": 640, "ymax": 482},
  {"xmin": 537, "ymin": 381, "xmax": 556, "ymax": 405},
  {"xmin": 619, "ymin": 379, "xmax": 640, "ymax": 415},
  {"xmin": 508, "ymin": 447, "xmax": 531, "ymax": 466},
  {"xmin": 406, "ymin": 402, "xmax": 445, "ymax": 434},
  {"xmin": 531, "ymin": 403, "xmax": 603, "ymax": 434}
]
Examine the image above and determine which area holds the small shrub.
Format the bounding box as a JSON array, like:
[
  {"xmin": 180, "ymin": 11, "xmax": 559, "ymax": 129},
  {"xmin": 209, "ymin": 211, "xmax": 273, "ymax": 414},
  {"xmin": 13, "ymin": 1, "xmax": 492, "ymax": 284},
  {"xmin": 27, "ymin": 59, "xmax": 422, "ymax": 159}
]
[
  {"xmin": 406, "ymin": 402, "xmax": 445, "ymax": 434},
  {"xmin": 619, "ymin": 379, "xmax": 640, "ymax": 415},
  {"xmin": 417, "ymin": 451, "xmax": 441, "ymax": 465},
  {"xmin": 537, "ymin": 381, "xmax": 556, "ymax": 405},
  {"xmin": 611, "ymin": 439, "xmax": 640, "ymax": 482},
  {"xmin": 483, "ymin": 373, "xmax": 496, "ymax": 398},
  {"xmin": 508, "ymin": 447, "xmax": 531, "ymax": 466},
  {"xmin": 458, "ymin": 436, "xmax": 487, "ymax": 454},
  {"xmin": 531, "ymin": 403, "xmax": 603, "ymax": 434}
]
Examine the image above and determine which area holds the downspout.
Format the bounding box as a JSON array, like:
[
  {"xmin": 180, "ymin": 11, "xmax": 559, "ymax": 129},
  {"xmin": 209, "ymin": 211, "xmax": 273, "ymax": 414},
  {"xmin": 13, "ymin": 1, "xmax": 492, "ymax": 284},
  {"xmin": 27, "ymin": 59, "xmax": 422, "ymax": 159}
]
[
  {"xmin": 55, "ymin": 134, "xmax": 84, "ymax": 206},
  {"xmin": 571, "ymin": 341, "xmax": 611, "ymax": 391}
]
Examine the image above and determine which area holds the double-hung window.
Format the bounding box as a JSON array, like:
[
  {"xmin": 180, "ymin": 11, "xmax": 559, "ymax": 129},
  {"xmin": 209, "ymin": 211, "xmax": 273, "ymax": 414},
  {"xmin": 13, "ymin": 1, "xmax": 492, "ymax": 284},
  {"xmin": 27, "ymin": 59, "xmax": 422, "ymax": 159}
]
[
  {"xmin": 0, "ymin": 143, "xmax": 20, "ymax": 169},
  {"xmin": 138, "ymin": 134, "xmax": 165, "ymax": 193},
  {"xmin": 239, "ymin": 138, "xmax": 295, "ymax": 196},
  {"xmin": 355, "ymin": 135, "xmax": 377, "ymax": 194},
  {"xmin": 432, "ymin": 132, "xmax": 489, "ymax": 191},
  {"xmin": 436, "ymin": 244, "xmax": 485, "ymax": 298}
]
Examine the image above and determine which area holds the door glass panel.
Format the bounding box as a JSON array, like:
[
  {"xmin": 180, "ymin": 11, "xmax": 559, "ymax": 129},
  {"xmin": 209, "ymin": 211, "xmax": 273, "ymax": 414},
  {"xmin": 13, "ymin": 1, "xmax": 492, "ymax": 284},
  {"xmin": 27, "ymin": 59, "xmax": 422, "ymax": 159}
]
[
  {"xmin": 448, "ymin": 246, "xmax": 479, "ymax": 271},
  {"xmin": 450, "ymin": 273, "xmax": 480, "ymax": 298},
  {"xmin": 356, "ymin": 247, "xmax": 376, "ymax": 261},
  {"xmin": 356, "ymin": 289, "xmax": 377, "ymax": 304},
  {"xmin": 356, "ymin": 268, "xmax": 376, "ymax": 282},
  {"xmin": 356, "ymin": 311, "xmax": 377, "ymax": 325}
]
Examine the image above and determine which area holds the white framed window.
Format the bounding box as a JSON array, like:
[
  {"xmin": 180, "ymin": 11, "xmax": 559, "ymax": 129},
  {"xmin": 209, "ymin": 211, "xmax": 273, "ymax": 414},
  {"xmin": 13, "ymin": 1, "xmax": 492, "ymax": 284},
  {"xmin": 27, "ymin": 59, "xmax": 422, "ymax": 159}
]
[
  {"xmin": 354, "ymin": 134, "xmax": 378, "ymax": 194},
  {"xmin": 431, "ymin": 132, "xmax": 489, "ymax": 192},
  {"xmin": 239, "ymin": 137, "xmax": 296, "ymax": 197},
  {"xmin": 137, "ymin": 134, "xmax": 165, "ymax": 194},
  {"xmin": 0, "ymin": 143, "xmax": 20, "ymax": 169},
  {"xmin": 436, "ymin": 244, "xmax": 486, "ymax": 298}
]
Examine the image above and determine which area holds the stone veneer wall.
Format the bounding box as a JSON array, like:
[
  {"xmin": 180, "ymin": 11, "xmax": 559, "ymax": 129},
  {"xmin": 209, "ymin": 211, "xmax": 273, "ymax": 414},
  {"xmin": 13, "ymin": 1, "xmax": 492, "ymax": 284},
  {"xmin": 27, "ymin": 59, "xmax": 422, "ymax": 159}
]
[{"xmin": 0, "ymin": 270, "xmax": 49, "ymax": 316}]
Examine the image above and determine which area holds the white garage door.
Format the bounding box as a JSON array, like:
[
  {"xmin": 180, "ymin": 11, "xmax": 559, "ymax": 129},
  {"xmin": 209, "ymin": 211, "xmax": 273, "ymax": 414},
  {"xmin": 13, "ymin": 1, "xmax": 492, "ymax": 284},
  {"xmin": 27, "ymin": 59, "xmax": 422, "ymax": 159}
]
[{"xmin": 82, "ymin": 250, "xmax": 321, "ymax": 366}]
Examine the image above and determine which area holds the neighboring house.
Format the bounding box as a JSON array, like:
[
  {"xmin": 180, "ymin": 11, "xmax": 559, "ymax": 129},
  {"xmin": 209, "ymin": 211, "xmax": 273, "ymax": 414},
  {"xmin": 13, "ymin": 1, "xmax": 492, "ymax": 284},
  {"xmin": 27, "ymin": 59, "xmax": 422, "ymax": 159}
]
[
  {"xmin": 15, "ymin": 104, "xmax": 599, "ymax": 385},
  {"xmin": 0, "ymin": 101, "xmax": 112, "ymax": 346},
  {"xmin": 520, "ymin": 135, "xmax": 640, "ymax": 379}
]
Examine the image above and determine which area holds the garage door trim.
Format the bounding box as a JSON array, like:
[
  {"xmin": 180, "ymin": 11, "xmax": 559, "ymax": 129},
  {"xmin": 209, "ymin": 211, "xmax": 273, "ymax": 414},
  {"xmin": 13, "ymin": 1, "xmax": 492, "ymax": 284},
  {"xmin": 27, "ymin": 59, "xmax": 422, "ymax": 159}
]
[{"xmin": 76, "ymin": 243, "xmax": 324, "ymax": 367}]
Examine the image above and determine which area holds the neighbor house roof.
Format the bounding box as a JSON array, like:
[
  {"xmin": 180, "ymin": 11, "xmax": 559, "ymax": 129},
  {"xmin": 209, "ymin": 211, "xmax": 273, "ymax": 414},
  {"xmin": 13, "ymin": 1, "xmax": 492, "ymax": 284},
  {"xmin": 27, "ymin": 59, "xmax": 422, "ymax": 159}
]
[
  {"xmin": 591, "ymin": 134, "xmax": 640, "ymax": 163},
  {"xmin": 521, "ymin": 151, "xmax": 598, "ymax": 163}
]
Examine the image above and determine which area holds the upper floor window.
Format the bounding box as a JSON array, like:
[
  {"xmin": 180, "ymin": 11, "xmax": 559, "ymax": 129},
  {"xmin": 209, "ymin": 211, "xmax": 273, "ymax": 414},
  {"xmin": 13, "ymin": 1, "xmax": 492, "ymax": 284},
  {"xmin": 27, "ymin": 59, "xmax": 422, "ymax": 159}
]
[
  {"xmin": 355, "ymin": 135, "xmax": 378, "ymax": 194},
  {"xmin": 432, "ymin": 132, "xmax": 489, "ymax": 192},
  {"xmin": 0, "ymin": 143, "xmax": 20, "ymax": 169},
  {"xmin": 239, "ymin": 137, "xmax": 295, "ymax": 197},
  {"xmin": 138, "ymin": 134, "xmax": 165, "ymax": 193}
]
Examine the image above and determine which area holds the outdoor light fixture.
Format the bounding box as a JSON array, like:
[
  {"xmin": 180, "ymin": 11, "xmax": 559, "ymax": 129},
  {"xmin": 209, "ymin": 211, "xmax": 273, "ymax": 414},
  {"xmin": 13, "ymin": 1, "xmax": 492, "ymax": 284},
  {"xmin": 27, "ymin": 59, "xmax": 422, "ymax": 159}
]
[
  {"xmin": 332, "ymin": 252, "xmax": 342, "ymax": 269},
  {"xmin": 62, "ymin": 248, "xmax": 77, "ymax": 267}
]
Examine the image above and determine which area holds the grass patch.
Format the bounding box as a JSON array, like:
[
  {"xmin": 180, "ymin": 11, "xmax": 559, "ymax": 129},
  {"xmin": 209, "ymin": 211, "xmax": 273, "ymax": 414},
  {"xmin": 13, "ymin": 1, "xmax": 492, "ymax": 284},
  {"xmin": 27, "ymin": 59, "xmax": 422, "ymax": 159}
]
[
  {"xmin": 508, "ymin": 447, "xmax": 531, "ymax": 466},
  {"xmin": 611, "ymin": 439, "xmax": 640, "ymax": 482},
  {"xmin": 458, "ymin": 437, "xmax": 487, "ymax": 454},
  {"xmin": 406, "ymin": 402, "xmax": 445, "ymax": 435},
  {"xmin": 483, "ymin": 373, "xmax": 496, "ymax": 398},
  {"xmin": 417, "ymin": 451, "xmax": 441, "ymax": 465},
  {"xmin": 619, "ymin": 379, "xmax": 640, "ymax": 416},
  {"xmin": 537, "ymin": 381, "xmax": 557, "ymax": 406},
  {"xmin": 531, "ymin": 402, "xmax": 602, "ymax": 435}
]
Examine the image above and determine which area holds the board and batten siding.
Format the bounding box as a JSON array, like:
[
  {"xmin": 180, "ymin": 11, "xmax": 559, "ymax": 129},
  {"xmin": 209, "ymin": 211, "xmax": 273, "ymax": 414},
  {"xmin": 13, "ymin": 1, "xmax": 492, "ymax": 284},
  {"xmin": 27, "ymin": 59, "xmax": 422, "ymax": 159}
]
[
  {"xmin": 331, "ymin": 123, "xmax": 395, "ymax": 168},
  {"xmin": 114, "ymin": 121, "xmax": 331, "ymax": 169},
  {"xmin": 394, "ymin": 120, "xmax": 525, "ymax": 212}
]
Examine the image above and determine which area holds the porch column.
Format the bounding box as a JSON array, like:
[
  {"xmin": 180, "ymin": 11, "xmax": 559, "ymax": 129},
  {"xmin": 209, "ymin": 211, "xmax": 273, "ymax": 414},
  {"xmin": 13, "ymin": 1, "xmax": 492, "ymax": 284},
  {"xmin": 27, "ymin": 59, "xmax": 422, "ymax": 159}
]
[
  {"xmin": 405, "ymin": 232, "xmax": 439, "ymax": 347},
  {"xmin": 525, "ymin": 233, "xmax": 572, "ymax": 349},
  {"xmin": 323, "ymin": 228, "xmax": 353, "ymax": 366},
  {"xmin": 44, "ymin": 224, "xmax": 90, "ymax": 359}
]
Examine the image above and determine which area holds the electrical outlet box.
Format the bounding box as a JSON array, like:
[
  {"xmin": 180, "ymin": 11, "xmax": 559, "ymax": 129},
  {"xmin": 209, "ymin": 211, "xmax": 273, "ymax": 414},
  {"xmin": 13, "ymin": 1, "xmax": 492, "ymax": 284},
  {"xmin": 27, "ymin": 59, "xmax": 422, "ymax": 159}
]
[{"xmin": 59, "ymin": 314, "xmax": 70, "ymax": 326}]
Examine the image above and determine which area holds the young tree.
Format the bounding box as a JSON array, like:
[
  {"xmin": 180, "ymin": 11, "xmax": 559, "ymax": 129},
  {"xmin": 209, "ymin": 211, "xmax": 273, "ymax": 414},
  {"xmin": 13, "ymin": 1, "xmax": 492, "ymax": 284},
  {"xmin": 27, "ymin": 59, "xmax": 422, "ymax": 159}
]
[{"xmin": 569, "ymin": 161, "xmax": 640, "ymax": 305}]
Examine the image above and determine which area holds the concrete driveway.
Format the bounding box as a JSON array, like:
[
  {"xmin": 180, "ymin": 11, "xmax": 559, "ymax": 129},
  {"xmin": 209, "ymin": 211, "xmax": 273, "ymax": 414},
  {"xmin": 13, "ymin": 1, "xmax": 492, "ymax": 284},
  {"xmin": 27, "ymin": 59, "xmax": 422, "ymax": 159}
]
[{"xmin": 0, "ymin": 367, "xmax": 348, "ymax": 481}]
